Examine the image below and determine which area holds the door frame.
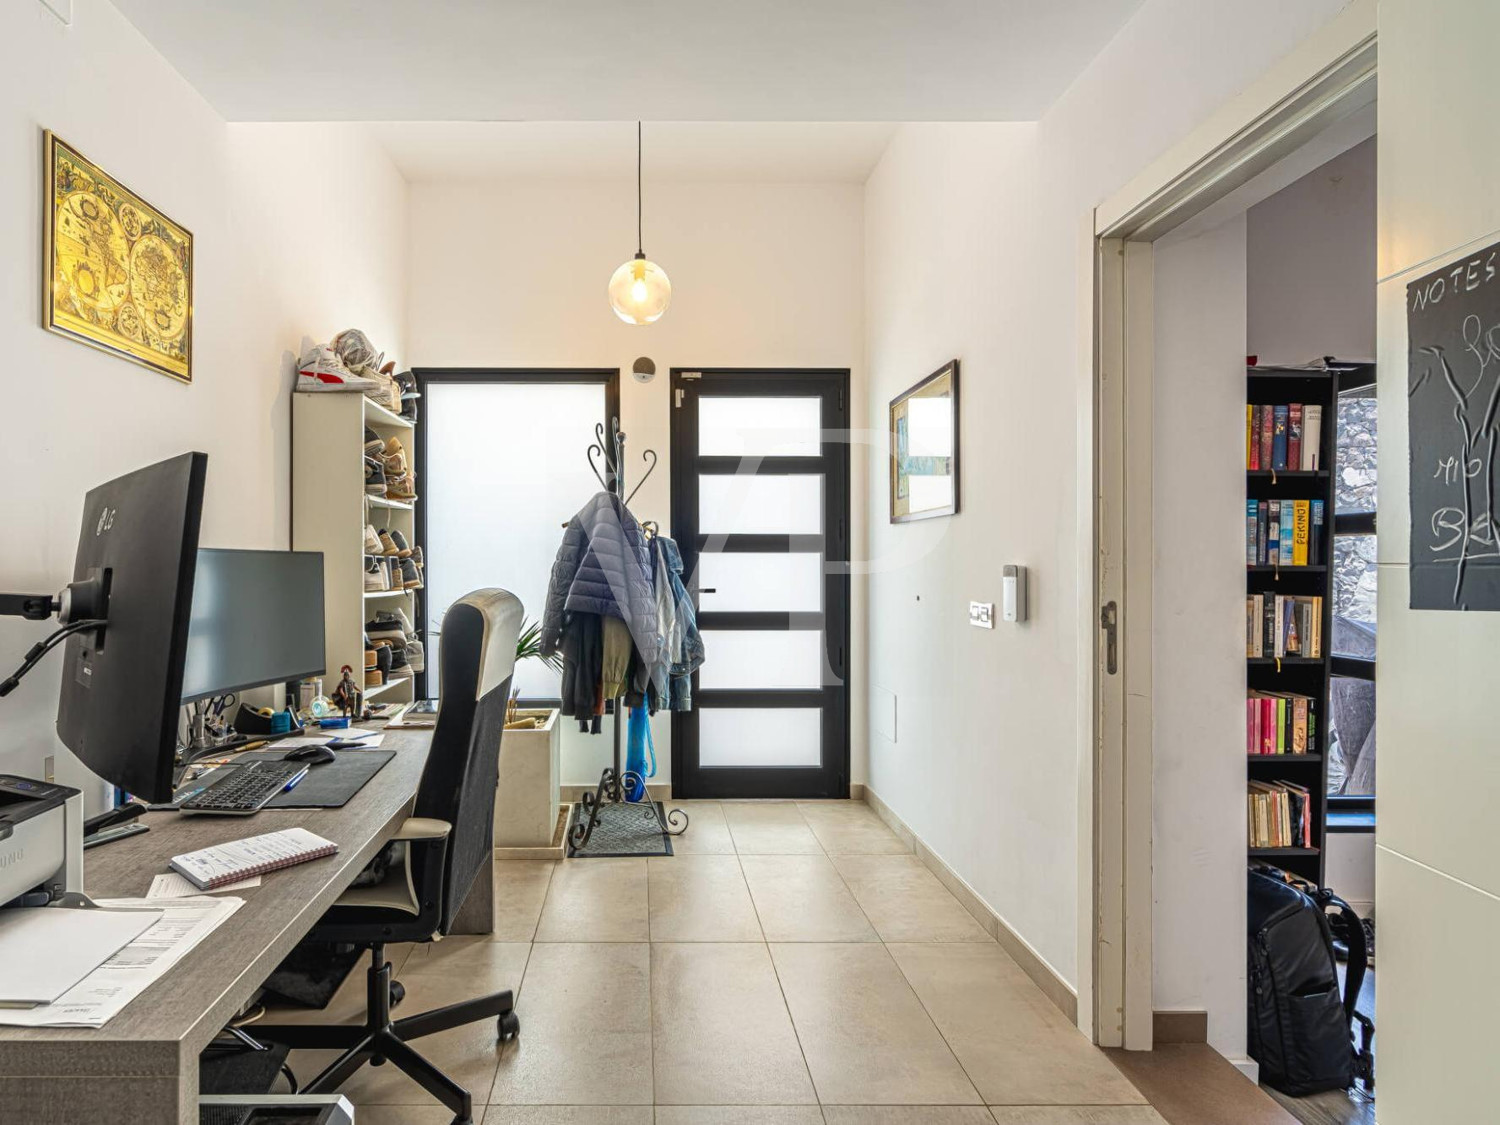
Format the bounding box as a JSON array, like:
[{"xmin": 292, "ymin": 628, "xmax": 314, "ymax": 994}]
[
  {"xmin": 409, "ymin": 367, "xmax": 620, "ymax": 702},
  {"xmin": 1082, "ymin": 7, "xmax": 1376, "ymax": 1048},
  {"xmin": 668, "ymin": 367, "xmax": 853, "ymax": 800}
]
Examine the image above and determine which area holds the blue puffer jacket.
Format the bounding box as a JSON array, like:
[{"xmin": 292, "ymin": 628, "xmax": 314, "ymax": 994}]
[
  {"xmin": 654, "ymin": 535, "xmax": 705, "ymax": 711},
  {"xmin": 541, "ymin": 492, "xmax": 661, "ymax": 666}
]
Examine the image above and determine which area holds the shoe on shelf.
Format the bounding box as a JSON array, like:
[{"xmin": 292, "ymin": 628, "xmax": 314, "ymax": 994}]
[
  {"xmin": 403, "ymin": 638, "xmax": 425, "ymax": 673},
  {"xmin": 363, "ymin": 427, "xmax": 385, "ymax": 456},
  {"xmin": 364, "ymin": 457, "xmax": 387, "ymax": 497},
  {"xmin": 387, "ymin": 646, "xmax": 413, "ymax": 680},
  {"xmin": 365, "ymin": 611, "xmax": 409, "ymax": 644},
  {"xmin": 387, "ymin": 529, "xmax": 413, "ymax": 558},
  {"xmin": 399, "ymin": 558, "xmax": 424, "ymax": 590},
  {"xmin": 295, "ymin": 343, "xmax": 378, "ymax": 393},
  {"xmin": 363, "ymin": 558, "xmax": 388, "ymax": 592},
  {"xmin": 393, "ymin": 369, "xmax": 419, "ymax": 401},
  {"xmin": 364, "ymin": 646, "xmax": 378, "ymax": 669},
  {"xmin": 363, "ymin": 524, "xmax": 384, "ymax": 555},
  {"xmin": 377, "ymin": 529, "xmax": 401, "ymax": 556},
  {"xmin": 365, "ymin": 667, "xmax": 385, "ymax": 688},
  {"xmin": 408, "ymin": 545, "xmax": 423, "ymax": 569},
  {"xmin": 388, "ymin": 606, "xmax": 416, "ymax": 637},
  {"xmin": 375, "ymin": 644, "xmax": 393, "ymax": 680},
  {"xmin": 381, "ymin": 437, "xmax": 409, "ymax": 472},
  {"xmin": 385, "ymin": 472, "xmax": 417, "ymax": 503},
  {"xmin": 366, "ymin": 371, "xmax": 402, "ymax": 414}
]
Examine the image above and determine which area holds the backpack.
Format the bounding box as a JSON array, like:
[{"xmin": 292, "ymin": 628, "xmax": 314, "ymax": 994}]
[{"xmin": 1247, "ymin": 867, "xmax": 1375, "ymax": 1095}]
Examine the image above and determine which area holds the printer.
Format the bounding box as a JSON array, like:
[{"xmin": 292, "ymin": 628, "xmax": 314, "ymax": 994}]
[{"xmin": 0, "ymin": 775, "xmax": 85, "ymax": 908}]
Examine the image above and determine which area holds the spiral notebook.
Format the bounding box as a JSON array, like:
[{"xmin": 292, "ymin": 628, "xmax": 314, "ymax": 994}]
[{"xmin": 170, "ymin": 826, "xmax": 338, "ymax": 890}]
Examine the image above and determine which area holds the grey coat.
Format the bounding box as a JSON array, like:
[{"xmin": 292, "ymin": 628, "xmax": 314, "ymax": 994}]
[{"xmin": 541, "ymin": 492, "xmax": 661, "ymax": 666}]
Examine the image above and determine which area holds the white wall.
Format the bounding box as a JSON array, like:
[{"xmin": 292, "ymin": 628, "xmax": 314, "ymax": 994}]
[
  {"xmin": 404, "ymin": 178, "xmax": 865, "ymax": 787},
  {"xmin": 1376, "ymin": 0, "xmax": 1500, "ymax": 1117},
  {"xmin": 862, "ymin": 0, "xmax": 1352, "ymax": 996},
  {"xmin": 0, "ymin": 1, "xmax": 406, "ymax": 798},
  {"xmin": 1248, "ymin": 136, "xmax": 1377, "ymax": 366},
  {"xmin": 1150, "ymin": 214, "xmax": 1248, "ymax": 1056}
]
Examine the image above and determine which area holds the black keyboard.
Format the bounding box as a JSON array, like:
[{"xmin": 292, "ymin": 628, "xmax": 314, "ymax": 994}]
[{"xmin": 179, "ymin": 761, "xmax": 309, "ymax": 815}]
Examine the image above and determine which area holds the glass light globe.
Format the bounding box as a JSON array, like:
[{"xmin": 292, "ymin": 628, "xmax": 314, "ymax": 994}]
[{"xmin": 608, "ymin": 254, "xmax": 672, "ymax": 325}]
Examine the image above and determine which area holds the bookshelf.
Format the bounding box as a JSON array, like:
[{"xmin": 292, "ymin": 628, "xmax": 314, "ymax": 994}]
[{"xmin": 1245, "ymin": 365, "xmax": 1338, "ymax": 885}]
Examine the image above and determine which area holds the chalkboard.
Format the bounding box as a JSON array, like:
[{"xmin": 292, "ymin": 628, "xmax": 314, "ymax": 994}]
[{"xmin": 1408, "ymin": 238, "xmax": 1500, "ymax": 610}]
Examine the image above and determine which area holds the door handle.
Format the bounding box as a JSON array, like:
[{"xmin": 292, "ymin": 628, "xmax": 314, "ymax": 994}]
[
  {"xmin": 1100, "ymin": 601, "xmax": 1118, "ymax": 676},
  {"xmin": 698, "ymin": 588, "xmax": 717, "ymax": 594}
]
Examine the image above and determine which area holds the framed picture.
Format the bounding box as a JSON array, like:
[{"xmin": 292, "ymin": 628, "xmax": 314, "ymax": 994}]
[
  {"xmin": 889, "ymin": 359, "xmax": 959, "ymax": 522},
  {"xmin": 43, "ymin": 131, "xmax": 194, "ymax": 383}
]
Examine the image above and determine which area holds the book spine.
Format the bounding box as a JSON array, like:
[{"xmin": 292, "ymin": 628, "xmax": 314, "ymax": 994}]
[
  {"xmin": 1310, "ymin": 499, "xmax": 1324, "ymax": 562},
  {"xmin": 1292, "ymin": 500, "xmax": 1310, "ymax": 566},
  {"xmin": 1262, "ymin": 698, "xmax": 1275, "ymax": 754},
  {"xmin": 1279, "ymin": 508, "xmax": 1294, "ymax": 565},
  {"xmin": 1246, "ymin": 500, "xmax": 1258, "ymax": 565},
  {"xmin": 1258, "ymin": 504, "xmax": 1270, "ymax": 564},
  {"xmin": 1293, "ymin": 696, "xmax": 1308, "ymax": 753},
  {"xmin": 1304, "ymin": 404, "xmax": 1322, "ymax": 470},
  {"xmin": 1272, "ymin": 405, "xmax": 1289, "ymax": 470},
  {"xmin": 1247, "ymin": 405, "xmax": 1257, "ymax": 469},
  {"xmin": 1260, "ymin": 406, "xmax": 1274, "ymax": 471},
  {"xmin": 1287, "ymin": 403, "xmax": 1302, "ymax": 471},
  {"xmin": 1268, "ymin": 500, "xmax": 1280, "ymax": 567}
]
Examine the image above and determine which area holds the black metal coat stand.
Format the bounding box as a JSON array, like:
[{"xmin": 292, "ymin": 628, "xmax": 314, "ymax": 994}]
[{"xmin": 569, "ymin": 419, "xmax": 689, "ymax": 850}]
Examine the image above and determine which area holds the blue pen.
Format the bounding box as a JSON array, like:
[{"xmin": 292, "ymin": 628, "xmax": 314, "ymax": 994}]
[{"xmin": 282, "ymin": 767, "xmax": 310, "ymax": 792}]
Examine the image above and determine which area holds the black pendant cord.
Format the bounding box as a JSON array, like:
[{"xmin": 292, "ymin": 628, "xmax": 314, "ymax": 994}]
[{"xmin": 636, "ymin": 120, "xmax": 644, "ymax": 257}]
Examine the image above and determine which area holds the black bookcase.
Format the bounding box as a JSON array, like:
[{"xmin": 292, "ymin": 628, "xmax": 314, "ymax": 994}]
[{"xmin": 1245, "ymin": 365, "xmax": 1338, "ymax": 885}]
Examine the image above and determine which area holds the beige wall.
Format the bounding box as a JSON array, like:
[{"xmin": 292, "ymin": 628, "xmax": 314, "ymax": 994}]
[
  {"xmin": 1376, "ymin": 0, "xmax": 1500, "ymax": 1117},
  {"xmin": 0, "ymin": 1, "xmax": 407, "ymax": 800}
]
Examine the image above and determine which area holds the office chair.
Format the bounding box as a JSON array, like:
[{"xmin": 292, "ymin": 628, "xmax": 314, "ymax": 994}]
[{"xmin": 257, "ymin": 589, "xmax": 524, "ymax": 1125}]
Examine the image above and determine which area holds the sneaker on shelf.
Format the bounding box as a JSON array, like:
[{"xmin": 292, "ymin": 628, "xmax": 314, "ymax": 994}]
[
  {"xmin": 387, "ymin": 646, "xmax": 413, "ymax": 680},
  {"xmin": 377, "ymin": 529, "xmax": 401, "ymax": 556},
  {"xmin": 331, "ymin": 328, "xmax": 384, "ymax": 376},
  {"xmin": 386, "ymin": 472, "xmax": 417, "ymax": 503},
  {"xmin": 393, "ymin": 368, "xmax": 419, "ymax": 401},
  {"xmin": 399, "ymin": 558, "xmax": 424, "ymax": 590},
  {"xmin": 363, "ymin": 524, "xmax": 384, "ymax": 555},
  {"xmin": 363, "ymin": 427, "xmax": 385, "ymax": 456},
  {"xmin": 295, "ymin": 343, "xmax": 378, "ymax": 393},
  {"xmin": 365, "ymin": 666, "xmax": 385, "ymax": 688},
  {"xmin": 408, "ymin": 545, "xmax": 423, "ymax": 569},
  {"xmin": 365, "ymin": 611, "xmax": 408, "ymax": 644},
  {"xmin": 388, "ymin": 606, "xmax": 417, "ymax": 637},
  {"xmin": 375, "ymin": 643, "xmax": 393, "ymax": 680},
  {"xmin": 364, "ymin": 646, "xmax": 378, "ymax": 670},
  {"xmin": 404, "ymin": 638, "xmax": 425, "ymax": 673},
  {"xmin": 363, "ymin": 558, "xmax": 388, "ymax": 592},
  {"xmin": 364, "ymin": 457, "xmax": 387, "ymax": 497},
  {"xmin": 381, "ymin": 437, "xmax": 409, "ymax": 474},
  {"xmin": 387, "ymin": 529, "xmax": 414, "ymax": 558}
]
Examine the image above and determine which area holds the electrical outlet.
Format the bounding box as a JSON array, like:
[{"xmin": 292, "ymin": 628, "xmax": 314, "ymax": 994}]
[{"xmin": 969, "ymin": 601, "xmax": 994, "ymax": 629}]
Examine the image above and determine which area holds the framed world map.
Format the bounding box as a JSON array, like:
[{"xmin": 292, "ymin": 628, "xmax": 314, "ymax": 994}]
[{"xmin": 43, "ymin": 132, "xmax": 194, "ymax": 383}]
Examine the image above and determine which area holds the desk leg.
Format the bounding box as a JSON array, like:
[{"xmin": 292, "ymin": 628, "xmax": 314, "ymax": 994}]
[{"xmin": 449, "ymin": 848, "xmax": 495, "ymax": 935}]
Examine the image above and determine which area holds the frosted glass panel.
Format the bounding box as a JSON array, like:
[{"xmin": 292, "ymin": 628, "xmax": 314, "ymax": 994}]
[
  {"xmin": 699, "ymin": 631, "xmax": 823, "ymax": 690},
  {"xmin": 699, "ymin": 708, "xmax": 822, "ymax": 767},
  {"xmin": 699, "ymin": 397, "xmax": 822, "ymax": 457},
  {"xmin": 700, "ymin": 474, "xmax": 822, "ymax": 534},
  {"xmin": 698, "ymin": 553, "xmax": 822, "ymax": 613},
  {"xmin": 425, "ymin": 381, "xmax": 605, "ymax": 699}
]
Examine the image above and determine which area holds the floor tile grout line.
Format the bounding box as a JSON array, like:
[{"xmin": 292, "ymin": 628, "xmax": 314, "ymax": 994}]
[
  {"xmin": 876, "ymin": 939, "xmax": 988, "ymax": 1108},
  {"xmin": 761, "ymin": 937, "xmax": 828, "ymax": 1111}
]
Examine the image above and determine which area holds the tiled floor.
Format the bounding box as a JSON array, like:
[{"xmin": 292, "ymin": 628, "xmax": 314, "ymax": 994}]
[{"xmin": 273, "ymin": 799, "xmax": 1163, "ymax": 1124}]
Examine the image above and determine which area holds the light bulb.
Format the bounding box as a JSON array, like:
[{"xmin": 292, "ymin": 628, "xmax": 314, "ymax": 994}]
[{"xmin": 609, "ymin": 254, "xmax": 671, "ymax": 325}]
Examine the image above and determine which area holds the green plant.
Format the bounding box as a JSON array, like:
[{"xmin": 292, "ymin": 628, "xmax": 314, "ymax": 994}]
[{"xmin": 516, "ymin": 618, "xmax": 564, "ymax": 673}]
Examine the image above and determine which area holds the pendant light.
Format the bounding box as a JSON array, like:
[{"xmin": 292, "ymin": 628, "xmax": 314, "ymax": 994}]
[{"xmin": 608, "ymin": 122, "xmax": 672, "ymax": 326}]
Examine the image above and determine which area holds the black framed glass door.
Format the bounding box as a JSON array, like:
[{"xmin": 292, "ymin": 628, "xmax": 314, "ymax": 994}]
[{"xmin": 670, "ymin": 369, "xmax": 850, "ymax": 799}]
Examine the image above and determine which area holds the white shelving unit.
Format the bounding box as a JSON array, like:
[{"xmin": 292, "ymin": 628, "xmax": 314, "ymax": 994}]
[{"xmin": 292, "ymin": 391, "xmax": 419, "ymax": 708}]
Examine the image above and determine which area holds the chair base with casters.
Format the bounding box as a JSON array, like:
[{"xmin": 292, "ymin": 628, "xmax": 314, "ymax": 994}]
[{"xmin": 258, "ymin": 943, "xmax": 518, "ymax": 1124}]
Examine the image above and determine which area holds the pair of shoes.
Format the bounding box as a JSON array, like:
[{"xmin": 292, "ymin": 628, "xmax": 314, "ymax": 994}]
[
  {"xmin": 365, "ymin": 457, "xmax": 387, "ymax": 497},
  {"xmin": 372, "ymin": 527, "xmax": 413, "ymax": 558},
  {"xmin": 380, "ymin": 438, "xmax": 417, "ymax": 502},
  {"xmin": 393, "ymin": 369, "xmax": 420, "ymax": 422},
  {"xmin": 363, "ymin": 558, "xmax": 389, "ymax": 592},
  {"xmin": 363, "ymin": 524, "xmax": 384, "ymax": 555},
  {"xmin": 363, "ymin": 427, "xmax": 385, "ymax": 457},
  {"xmin": 366, "ymin": 608, "xmax": 416, "ymax": 644},
  {"xmin": 295, "ymin": 343, "xmax": 378, "ymax": 393}
]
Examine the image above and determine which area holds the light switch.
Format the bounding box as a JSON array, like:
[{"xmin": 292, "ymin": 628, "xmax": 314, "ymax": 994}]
[
  {"xmin": 1002, "ymin": 565, "xmax": 1028, "ymax": 622},
  {"xmin": 969, "ymin": 601, "xmax": 994, "ymax": 629}
]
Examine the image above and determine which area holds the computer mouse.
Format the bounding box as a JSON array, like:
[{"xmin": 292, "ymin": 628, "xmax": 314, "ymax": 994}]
[{"xmin": 283, "ymin": 744, "xmax": 337, "ymax": 765}]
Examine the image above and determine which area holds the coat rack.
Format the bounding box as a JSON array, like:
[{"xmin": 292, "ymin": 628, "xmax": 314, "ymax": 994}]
[{"xmin": 569, "ymin": 418, "xmax": 689, "ymax": 850}]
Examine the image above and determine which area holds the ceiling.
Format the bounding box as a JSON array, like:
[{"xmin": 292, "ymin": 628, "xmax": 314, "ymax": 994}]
[
  {"xmin": 363, "ymin": 122, "xmax": 899, "ymax": 183},
  {"xmin": 114, "ymin": 0, "xmax": 1145, "ymax": 123}
]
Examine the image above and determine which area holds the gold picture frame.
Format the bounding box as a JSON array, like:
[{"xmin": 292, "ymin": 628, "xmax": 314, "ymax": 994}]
[
  {"xmin": 42, "ymin": 131, "xmax": 194, "ymax": 383},
  {"xmin": 889, "ymin": 359, "xmax": 960, "ymax": 522}
]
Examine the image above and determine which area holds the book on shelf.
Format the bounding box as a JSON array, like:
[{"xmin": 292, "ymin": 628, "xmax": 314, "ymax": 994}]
[
  {"xmin": 1248, "ymin": 780, "xmax": 1314, "ymax": 848},
  {"xmin": 1246, "ymin": 691, "xmax": 1317, "ymax": 754},
  {"xmin": 1245, "ymin": 593, "xmax": 1323, "ymax": 658},
  {"xmin": 1246, "ymin": 404, "xmax": 1323, "ymax": 471},
  {"xmin": 1245, "ymin": 500, "xmax": 1323, "ymax": 566}
]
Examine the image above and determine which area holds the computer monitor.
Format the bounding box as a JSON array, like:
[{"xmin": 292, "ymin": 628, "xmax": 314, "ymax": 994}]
[
  {"xmin": 54, "ymin": 453, "xmax": 208, "ymax": 803},
  {"xmin": 181, "ymin": 549, "xmax": 325, "ymax": 702}
]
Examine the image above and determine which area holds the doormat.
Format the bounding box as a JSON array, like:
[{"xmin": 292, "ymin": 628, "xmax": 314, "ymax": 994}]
[{"xmin": 567, "ymin": 800, "xmax": 676, "ymax": 858}]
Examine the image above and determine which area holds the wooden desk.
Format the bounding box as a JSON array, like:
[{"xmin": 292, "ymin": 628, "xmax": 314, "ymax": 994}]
[{"xmin": 0, "ymin": 728, "xmax": 472, "ymax": 1124}]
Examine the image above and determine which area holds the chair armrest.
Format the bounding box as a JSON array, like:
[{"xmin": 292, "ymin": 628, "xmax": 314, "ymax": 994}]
[{"xmin": 393, "ymin": 817, "xmax": 451, "ymax": 841}]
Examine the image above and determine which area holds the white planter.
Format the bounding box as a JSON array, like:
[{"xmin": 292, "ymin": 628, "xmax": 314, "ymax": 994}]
[{"xmin": 494, "ymin": 708, "xmax": 560, "ymax": 848}]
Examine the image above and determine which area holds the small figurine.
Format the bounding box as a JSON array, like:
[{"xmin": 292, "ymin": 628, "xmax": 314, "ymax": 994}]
[{"xmin": 331, "ymin": 664, "xmax": 363, "ymax": 718}]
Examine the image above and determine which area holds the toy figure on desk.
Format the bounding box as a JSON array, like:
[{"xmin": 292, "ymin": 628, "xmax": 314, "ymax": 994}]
[{"xmin": 331, "ymin": 664, "xmax": 363, "ymax": 718}]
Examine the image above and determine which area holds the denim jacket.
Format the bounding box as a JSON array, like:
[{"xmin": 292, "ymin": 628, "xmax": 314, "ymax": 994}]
[{"xmin": 652, "ymin": 536, "xmax": 704, "ymax": 711}]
